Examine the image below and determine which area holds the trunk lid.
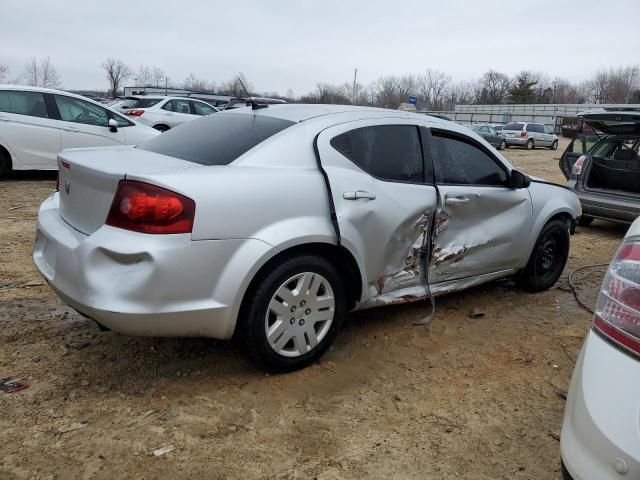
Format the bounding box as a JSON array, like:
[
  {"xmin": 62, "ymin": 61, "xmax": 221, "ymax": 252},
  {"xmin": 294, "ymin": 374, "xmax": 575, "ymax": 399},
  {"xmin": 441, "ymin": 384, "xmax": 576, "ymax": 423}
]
[
  {"xmin": 579, "ymin": 109, "xmax": 640, "ymax": 136},
  {"xmin": 58, "ymin": 146, "xmax": 200, "ymax": 235}
]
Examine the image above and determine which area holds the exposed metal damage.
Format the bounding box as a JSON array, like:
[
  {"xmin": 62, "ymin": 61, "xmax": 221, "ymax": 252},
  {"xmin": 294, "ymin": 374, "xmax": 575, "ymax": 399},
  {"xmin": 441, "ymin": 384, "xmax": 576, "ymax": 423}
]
[{"xmin": 372, "ymin": 210, "xmax": 431, "ymax": 299}]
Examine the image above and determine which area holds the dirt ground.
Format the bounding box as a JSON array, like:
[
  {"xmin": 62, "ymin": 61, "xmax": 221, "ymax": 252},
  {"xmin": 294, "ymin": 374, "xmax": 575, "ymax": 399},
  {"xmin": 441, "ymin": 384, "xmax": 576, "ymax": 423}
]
[{"xmin": 0, "ymin": 138, "xmax": 628, "ymax": 480}]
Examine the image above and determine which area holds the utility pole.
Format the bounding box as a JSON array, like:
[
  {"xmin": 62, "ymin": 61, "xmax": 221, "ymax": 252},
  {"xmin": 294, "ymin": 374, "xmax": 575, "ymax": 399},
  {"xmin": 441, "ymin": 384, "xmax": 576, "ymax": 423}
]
[{"xmin": 352, "ymin": 68, "xmax": 358, "ymax": 106}]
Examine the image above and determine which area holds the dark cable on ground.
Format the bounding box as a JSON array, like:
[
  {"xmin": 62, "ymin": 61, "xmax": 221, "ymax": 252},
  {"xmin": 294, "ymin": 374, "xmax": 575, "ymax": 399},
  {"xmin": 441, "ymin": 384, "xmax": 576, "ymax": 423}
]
[{"xmin": 567, "ymin": 263, "xmax": 609, "ymax": 314}]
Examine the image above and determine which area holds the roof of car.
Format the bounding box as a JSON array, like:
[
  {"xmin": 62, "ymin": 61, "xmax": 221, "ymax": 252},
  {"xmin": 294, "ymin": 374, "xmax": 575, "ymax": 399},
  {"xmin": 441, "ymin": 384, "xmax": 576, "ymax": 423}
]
[
  {"xmin": 225, "ymin": 103, "xmax": 450, "ymax": 125},
  {"xmin": 0, "ymin": 83, "xmax": 117, "ymax": 108}
]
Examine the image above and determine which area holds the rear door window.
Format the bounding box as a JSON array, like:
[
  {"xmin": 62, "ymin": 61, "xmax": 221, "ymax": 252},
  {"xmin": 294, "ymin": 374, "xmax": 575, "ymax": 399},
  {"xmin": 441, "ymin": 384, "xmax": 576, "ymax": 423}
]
[
  {"xmin": 173, "ymin": 99, "xmax": 191, "ymax": 114},
  {"xmin": 431, "ymin": 132, "xmax": 508, "ymax": 186},
  {"xmin": 0, "ymin": 90, "xmax": 49, "ymax": 118},
  {"xmin": 138, "ymin": 113, "xmax": 295, "ymax": 165},
  {"xmin": 191, "ymin": 101, "xmax": 216, "ymax": 116},
  {"xmin": 330, "ymin": 125, "xmax": 425, "ymax": 183}
]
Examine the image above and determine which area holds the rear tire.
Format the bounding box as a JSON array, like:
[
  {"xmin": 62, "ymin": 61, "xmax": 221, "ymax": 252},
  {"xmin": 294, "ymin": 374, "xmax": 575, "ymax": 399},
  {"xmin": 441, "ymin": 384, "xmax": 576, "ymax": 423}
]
[
  {"xmin": 550, "ymin": 140, "xmax": 558, "ymax": 150},
  {"xmin": 0, "ymin": 148, "xmax": 11, "ymax": 179},
  {"xmin": 517, "ymin": 219, "xmax": 570, "ymax": 292},
  {"xmin": 239, "ymin": 255, "xmax": 346, "ymax": 372},
  {"xmin": 526, "ymin": 139, "xmax": 534, "ymax": 150},
  {"xmin": 153, "ymin": 124, "xmax": 170, "ymax": 132},
  {"xmin": 578, "ymin": 215, "xmax": 593, "ymax": 227},
  {"xmin": 498, "ymin": 140, "xmax": 506, "ymax": 150}
]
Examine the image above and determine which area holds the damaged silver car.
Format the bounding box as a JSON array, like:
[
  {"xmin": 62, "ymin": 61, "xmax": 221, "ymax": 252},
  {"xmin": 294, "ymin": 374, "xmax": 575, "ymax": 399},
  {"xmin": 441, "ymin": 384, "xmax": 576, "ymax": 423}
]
[{"xmin": 33, "ymin": 105, "xmax": 580, "ymax": 371}]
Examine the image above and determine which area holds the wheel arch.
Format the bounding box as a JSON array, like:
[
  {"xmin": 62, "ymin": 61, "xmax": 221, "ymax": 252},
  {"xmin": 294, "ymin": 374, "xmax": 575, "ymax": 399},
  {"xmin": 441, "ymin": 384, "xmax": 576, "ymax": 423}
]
[
  {"xmin": 234, "ymin": 241, "xmax": 363, "ymax": 337},
  {"xmin": 0, "ymin": 142, "xmax": 14, "ymax": 171}
]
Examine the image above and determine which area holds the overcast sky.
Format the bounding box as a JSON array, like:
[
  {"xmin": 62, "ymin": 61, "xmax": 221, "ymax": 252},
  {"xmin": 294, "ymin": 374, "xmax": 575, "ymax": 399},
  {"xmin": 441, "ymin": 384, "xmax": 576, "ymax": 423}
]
[{"xmin": 2, "ymin": 0, "xmax": 639, "ymax": 95}]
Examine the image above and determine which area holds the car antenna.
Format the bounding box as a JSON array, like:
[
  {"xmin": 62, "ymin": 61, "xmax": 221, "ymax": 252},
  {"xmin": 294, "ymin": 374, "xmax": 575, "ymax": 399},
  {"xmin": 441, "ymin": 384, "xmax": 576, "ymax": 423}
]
[{"xmin": 237, "ymin": 75, "xmax": 267, "ymax": 110}]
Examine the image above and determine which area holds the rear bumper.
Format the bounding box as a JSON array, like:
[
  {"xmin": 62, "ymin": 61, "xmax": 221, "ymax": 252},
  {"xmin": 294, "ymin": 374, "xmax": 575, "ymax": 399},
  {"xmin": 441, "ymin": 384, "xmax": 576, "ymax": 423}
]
[
  {"xmin": 504, "ymin": 136, "xmax": 528, "ymax": 146},
  {"xmin": 576, "ymin": 189, "xmax": 640, "ymax": 223},
  {"xmin": 33, "ymin": 193, "xmax": 276, "ymax": 339},
  {"xmin": 560, "ymin": 331, "xmax": 640, "ymax": 480}
]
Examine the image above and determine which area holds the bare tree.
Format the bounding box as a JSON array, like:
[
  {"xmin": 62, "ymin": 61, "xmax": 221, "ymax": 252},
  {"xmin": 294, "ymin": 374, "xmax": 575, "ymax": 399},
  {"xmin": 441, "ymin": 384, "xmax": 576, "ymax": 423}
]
[
  {"xmin": 477, "ymin": 70, "xmax": 511, "ymax": 104},
  {"xmin": 418, "ymin": 69, "xmax": 451, "ymax": 110},
  {"xmin": 219, "ymin": 73, "xmax": 254, "ymax": 97},
  {"xmin": 39, "ymin": 57, "xmax": 61, "ymax": 89},
  {"xmin": 21, "ymin": 56, "xmax": 61, "ymax": 88},
  {"xmin": 183, "ymin": 73, "xmax": 215, "ymax": 92},
  {"xmin": 136, "ymin": 65, "xmax": 152, "ymax": 86},
  {"xmin": 22, "ymin": 58, "xmax": 40, "ymax": 86},
  {"xmin": 151, "ymin": 67, "xmax": 167, "ymax": 88},
  {"xmin": 102, "ymin": 58, "xmax": 132, "ymax": 98},
  {"xmin": 0, "ymin": 64, "xmax": 8, "ymax": 83}
]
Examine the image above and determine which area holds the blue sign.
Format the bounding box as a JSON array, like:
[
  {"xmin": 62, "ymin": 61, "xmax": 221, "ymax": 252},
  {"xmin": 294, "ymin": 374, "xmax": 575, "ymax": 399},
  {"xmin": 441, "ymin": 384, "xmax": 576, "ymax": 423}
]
[{"xmin": 408, "ymin": 96, "xmax": 418, "ymax": 105}]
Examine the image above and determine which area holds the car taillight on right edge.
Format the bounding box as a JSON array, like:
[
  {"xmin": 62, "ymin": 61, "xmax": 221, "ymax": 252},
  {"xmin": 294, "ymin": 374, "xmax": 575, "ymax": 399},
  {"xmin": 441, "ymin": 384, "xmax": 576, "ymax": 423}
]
[
  {"xmin": 571, "ymin": 155, "xmax": 586, "ymax": 176},
  {"xmin": 593, "ymin": 240, "xmax": 640, "ymax": 358},
  {"xmin": 126, "ymin": 109, "xmax": 144, "ymax": 116},
  {"xmin": 105, "ymin": 180, "xmax": 196, "ymax": 234}
]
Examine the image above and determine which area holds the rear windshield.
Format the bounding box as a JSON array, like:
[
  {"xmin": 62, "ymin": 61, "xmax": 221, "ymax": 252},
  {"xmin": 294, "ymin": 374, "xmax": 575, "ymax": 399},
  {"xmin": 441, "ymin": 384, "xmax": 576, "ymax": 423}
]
[
  {"xmin": 121, "ymin": 97, "xmax": 163, "ymax": 109},
  {"xmin": 503, "ymin": 123, "xmax": 524, "ymax": 131},
  {"xmin": 138, "ymin": 113, "xmax": 295, "ymax": 165}
]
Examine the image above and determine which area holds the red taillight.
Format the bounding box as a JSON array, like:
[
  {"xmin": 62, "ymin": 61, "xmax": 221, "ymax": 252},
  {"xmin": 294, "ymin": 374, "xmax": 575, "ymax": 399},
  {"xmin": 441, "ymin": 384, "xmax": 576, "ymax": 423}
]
[
  {"xmin": 520, "ymin": 130, "xmax": 527, "ymax": 137},
  {"xmin": 126, "ymin": 109, "xmax": 144, "ymax": 116},
  {"xmin": 593, "ymin": 240, "xmax": 640, "ymax": 357},
  {"xmin": 571, "ymin": 155, "xmax": 586, "ymax": 176},
  {"xmin": 105, "ymin": 180, "xmax": 195, "ymax": 234}
]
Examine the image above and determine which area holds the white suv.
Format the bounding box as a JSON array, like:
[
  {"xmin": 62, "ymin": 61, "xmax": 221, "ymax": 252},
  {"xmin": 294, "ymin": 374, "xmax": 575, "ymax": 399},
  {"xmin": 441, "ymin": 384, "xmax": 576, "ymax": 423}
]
[
  {"xmin": 0, "ymin": 85, "xmax": 158, "ymax": 178},
  {"xmin": 121, "ymin": 96, "xmax": 219, "ymax": 131}
]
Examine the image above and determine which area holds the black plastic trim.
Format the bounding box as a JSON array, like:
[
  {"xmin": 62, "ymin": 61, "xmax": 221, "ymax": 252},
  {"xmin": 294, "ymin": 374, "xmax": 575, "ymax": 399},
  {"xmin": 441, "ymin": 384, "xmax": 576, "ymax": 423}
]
[{"xmin": 313, "ymin": 133, "xmax": 341, "ymax": 245}]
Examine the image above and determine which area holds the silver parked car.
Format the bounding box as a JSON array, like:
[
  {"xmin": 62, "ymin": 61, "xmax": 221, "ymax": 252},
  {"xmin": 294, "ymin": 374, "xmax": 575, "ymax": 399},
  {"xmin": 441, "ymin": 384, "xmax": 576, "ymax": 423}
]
[
  {"xmin": 502, "ymin": 122, "xmax": 559, "ymax": 150},
  {"xmin": 564, "ymin": 109, "xmax": 640, "ymax": 225},
  {"xmin": 33, "ymin": 105, "xmax": 580, "ymax": 371},
  {"xmin": 470, "ymin": 124, "xmax": 506, "ymax": 150}
]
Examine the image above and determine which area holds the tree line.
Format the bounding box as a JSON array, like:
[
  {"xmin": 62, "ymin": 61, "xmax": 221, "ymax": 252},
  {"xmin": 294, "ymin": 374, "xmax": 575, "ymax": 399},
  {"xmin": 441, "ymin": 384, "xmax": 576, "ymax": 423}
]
[{"xmin": 1, "ymin": 57, "xmax": 639, "ymax": 108}]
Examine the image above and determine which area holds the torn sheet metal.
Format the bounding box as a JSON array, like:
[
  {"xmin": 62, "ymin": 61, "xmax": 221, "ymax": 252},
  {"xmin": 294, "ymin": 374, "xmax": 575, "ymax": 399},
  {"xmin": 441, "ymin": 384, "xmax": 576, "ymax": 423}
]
[{"xmin": 371, "ymin": 210, "xmax": 431, "ymax": 298}]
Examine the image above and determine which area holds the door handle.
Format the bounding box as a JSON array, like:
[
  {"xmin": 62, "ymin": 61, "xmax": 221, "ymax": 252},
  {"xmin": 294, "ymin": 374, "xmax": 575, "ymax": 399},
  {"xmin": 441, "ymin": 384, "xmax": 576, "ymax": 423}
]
[
  {"xmin": 445, "ymin": 197, "xmax": 469, "ymax": 206},
  {"xmin": 343, "ymin": 190, "xmax": 376, "ymax": 201},
  {"xmin": 445, "ymin": 193, "xmax": 479, "ymax": 206},
  {"xmin": 0, "ymin": 116, "xmax": 8, "ymax": 121},
  {"xmin": 62, "ymin": 127, "xmax": 79, "ymax": 132}
]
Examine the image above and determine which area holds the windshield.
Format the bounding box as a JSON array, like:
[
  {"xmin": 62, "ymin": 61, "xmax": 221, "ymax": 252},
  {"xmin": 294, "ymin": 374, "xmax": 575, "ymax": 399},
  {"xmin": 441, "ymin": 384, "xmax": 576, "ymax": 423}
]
[
  {"xmin": 138, "ymin": 113, "xmax": 295, "ymax": 165},
  {"xmin": 121, "ymin": 97, "xmax": 163, "ymax": 109},
  {"xmin": 503, "ymin": 123, "xmax": 524, "ymax": 131}
]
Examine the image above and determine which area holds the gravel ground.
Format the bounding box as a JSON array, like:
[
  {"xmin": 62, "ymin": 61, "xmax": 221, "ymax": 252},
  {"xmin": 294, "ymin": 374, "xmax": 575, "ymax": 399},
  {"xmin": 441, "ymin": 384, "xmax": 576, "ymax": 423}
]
[{"xmin": 0, "ymin": 138, "xmax": 627, "ymax": 480}]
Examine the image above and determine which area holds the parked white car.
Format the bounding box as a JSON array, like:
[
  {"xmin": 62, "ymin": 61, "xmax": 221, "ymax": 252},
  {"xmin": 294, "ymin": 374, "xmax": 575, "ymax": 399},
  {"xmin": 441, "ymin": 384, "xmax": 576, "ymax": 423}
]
[
  {"xmin": 502, "ymin": 122, "xmax": 559, "ymax": 150},
  {"xmin": 120, "ymin": 96, "xmax": 219, "ymax": 131},
  {"xmin": 33, "ymin": 105, "xmax": 580, "ymax": 371},
  {"xmin": 0, "ymin": 85, "xmax": 158, "ymax": 177},
  {"xmin": 561, "ymin": 216, "xmax": 640, "ymax": 480}
]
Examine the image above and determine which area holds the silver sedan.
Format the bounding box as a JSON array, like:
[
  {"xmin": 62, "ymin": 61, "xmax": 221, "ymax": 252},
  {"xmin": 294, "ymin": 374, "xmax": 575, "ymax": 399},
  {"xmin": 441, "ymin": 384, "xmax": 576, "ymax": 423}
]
[{"xmin": 33, "ymin": 105, "xmax": 580, "ymax": 371}]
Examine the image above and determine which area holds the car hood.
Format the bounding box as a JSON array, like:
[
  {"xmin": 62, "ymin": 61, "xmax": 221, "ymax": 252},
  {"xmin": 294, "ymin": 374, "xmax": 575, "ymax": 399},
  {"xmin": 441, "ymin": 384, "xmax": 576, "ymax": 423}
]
[{"xmin": 579, "ymin": 110, "xmax": 640, "ymax": 136}]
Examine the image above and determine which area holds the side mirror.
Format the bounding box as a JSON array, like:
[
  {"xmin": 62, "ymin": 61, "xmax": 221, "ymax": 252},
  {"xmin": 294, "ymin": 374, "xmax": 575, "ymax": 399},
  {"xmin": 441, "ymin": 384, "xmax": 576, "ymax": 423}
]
[
  {"xmin": 510, "ymin": 170, "xmax": 531, "ymax": 189},
  {"xmin": 108, "ymin": 118, "xmax": 118, "ymax": 133}
]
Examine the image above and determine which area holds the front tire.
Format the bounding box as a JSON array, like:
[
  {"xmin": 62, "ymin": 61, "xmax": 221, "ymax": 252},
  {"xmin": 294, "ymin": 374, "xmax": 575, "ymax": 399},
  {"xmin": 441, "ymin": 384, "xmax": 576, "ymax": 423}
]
[
  {"xmin": 0, "ymin": 149, "xmax": 11, "ymax": 179},
  {"xmin": 498, "ymin": 140, "xmax": 506, "ymax": 150},
  {"xmin": 550, "ymin": 140, "xmax": 558, "ymax": 150},
  {"xmin": 239, "ymin": 255, "xmax": 346, "ymax": 372},
  {"xmin": 517, "ymin": 219, "xmax": 570, "ymax": 292}
]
